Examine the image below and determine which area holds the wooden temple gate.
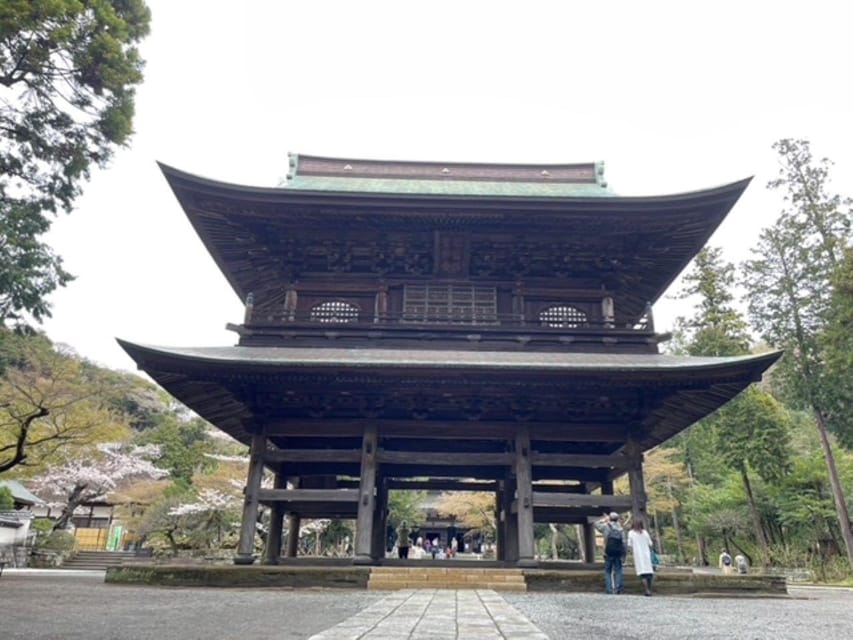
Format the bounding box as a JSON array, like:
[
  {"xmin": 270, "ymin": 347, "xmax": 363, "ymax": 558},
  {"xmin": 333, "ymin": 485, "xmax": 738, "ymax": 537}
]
[{"xmin": 120, "ymin": 155, "xmax": 780, "ymax": 567}]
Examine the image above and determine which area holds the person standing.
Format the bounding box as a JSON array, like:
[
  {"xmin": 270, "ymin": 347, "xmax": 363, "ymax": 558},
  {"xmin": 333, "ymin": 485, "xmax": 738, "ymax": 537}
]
[
  {"xmin": 595, "ymin": 512, "xmax": 625, "ymax": 594},
  {"xmin": 396, "ymin": 521, "xmax": 411, "ymax": 559},
  {"xmin": 628, "ymin": 518, "xmax": 655, "ymax": 596},
  {"xmin": 719, "ymin": 549, "xmax": 734, "ymax": 575}
]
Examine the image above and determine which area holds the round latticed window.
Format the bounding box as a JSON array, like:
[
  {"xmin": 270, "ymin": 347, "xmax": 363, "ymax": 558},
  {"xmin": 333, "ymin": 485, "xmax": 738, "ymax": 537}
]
[
  {"xmin": 539, "ymin": 305, "xmax": 588, "ymax": 328},
  {"xmin": 310, "ymin": 301, "xmax": 360, "ymax": 323}
]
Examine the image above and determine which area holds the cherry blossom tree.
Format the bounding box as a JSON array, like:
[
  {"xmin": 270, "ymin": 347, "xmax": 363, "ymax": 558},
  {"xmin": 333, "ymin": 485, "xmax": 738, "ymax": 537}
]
[{"xmin": 30, "ymin": 442, "xmax": 168, "ymax": 530}]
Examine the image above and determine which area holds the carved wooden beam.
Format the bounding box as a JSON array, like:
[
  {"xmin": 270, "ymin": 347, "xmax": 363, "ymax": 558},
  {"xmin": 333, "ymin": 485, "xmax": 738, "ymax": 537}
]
[{"xmin": 257, "ymin": 488, "xmax": 360, "ymax": 503}]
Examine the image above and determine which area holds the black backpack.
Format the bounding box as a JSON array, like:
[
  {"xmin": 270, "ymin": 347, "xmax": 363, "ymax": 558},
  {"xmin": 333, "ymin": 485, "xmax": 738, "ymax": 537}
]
[{"xmin": 604, "ymin": 526, "xmax": 624, "ymax": 557}]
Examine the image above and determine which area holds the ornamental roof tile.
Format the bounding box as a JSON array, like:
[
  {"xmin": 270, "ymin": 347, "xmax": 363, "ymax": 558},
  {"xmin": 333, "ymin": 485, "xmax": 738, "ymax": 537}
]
[
  {"xmin": 117, "ymin": 342, "xmax": 781, "ymax": 374},
  {"xmin": 283, "ymin": 154, "xmax": 615, "ymax": 197}
]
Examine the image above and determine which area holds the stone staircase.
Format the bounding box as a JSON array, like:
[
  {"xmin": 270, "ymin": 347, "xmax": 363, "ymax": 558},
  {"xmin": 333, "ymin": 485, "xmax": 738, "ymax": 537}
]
[
  {"xmin": 61, "ymin": 550, "xmax": 138, "ymax": 571},
  {"xmin": 368, "ymin": 566, "xmax": 526, "ymax": 592}
]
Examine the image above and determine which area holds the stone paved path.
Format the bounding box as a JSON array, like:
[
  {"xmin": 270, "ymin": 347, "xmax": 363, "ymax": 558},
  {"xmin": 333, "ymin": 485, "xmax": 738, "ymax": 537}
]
[{"xmin": 308, "ymin": 589, "xmax": 549, "ymax": 640}]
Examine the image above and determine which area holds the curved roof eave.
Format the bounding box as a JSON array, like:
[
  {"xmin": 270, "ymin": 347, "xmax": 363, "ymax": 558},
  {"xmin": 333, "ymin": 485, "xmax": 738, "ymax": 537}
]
[
  {"xmin": 117, "ymin": 340, "xmax": 781, "ymax": 378},
  {"xmin": 157, "ymin": 162, "xmax": 752, "ymax": 211}
]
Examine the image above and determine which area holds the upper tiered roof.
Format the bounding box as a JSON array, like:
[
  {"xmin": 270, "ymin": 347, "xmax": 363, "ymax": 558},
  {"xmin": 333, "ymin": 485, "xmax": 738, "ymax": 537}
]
[{"xmin": 283, "ymin": 154, "xmax": 614, "ymax": 197}]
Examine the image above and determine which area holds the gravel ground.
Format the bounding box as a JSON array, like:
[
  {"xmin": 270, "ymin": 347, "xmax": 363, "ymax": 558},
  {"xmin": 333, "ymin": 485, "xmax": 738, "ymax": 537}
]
[
  {"xmin": 506, "ymin": 586, "xmax": 853, "ymax": 640},
  {"xmin": 1, "ymin": 570, "xmax": 381, "ymax": 640},
  {"xmin": 3, "ymin": 571, "xmax": 852, "ymax": 640}
]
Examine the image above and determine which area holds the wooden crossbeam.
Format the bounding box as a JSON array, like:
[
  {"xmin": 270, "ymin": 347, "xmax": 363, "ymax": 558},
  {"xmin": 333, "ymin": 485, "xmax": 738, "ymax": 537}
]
[
  {"xmin": 376, "ymin": 450, "xmax": 514, "ymax": 466},
  {"xmin": 257, "ymin": 488, "xmax": 360, "ymax": 503},
  {"xmin": 264, "ymin": 419, "xmax": 628, "ymax": 442},
  {"xmin": 385, "ymin": 479, "xmax": 499, "ymax": 492},
  {"xmin": 531, "ymin": 493, "xmax": 634, "ymax": 509},
  {"xmin": 530, "ymin": 452, "xmax": 627, "ymax": 468},
  {"xmin": 263, "ymin": 449, "xmax": 362, "ymax": 463}
]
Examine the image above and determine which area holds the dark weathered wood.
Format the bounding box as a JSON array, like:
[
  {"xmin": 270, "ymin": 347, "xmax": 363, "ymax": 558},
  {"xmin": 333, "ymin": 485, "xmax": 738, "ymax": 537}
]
[
  {"xmin": 258, "ymin": 489, "xmax": 360, "ymax": 503},
  {"xmin": 582, "ymin": 521, "xmax": 596, "ymax": 562},
  {"xmin": 386, "ymin": 479, "xmax": 499, "ymax": 492},
  {"xmin": 503, "ymin": 477, "xmax": 518, "ymax": 563},
  {"xmin": 530, "ymin": 452, "xmax": 627, "ymax": 468},
  {"xmin": 354, "ymin": 425, "xmax": 378, "ymax": 565},
  {"xmin": 495, "ymin": 483, "xmax": 505, "ymax": 562},
  {"xmin": 625, "ymin": 437, "xmax": 648, "ymax": 524},
  {"xmin": 264, "ymin": 449, "xmax": 363, "ymax": 463},
  {"xmin": 515, "ymin": 426, "xmax": 537, "ymax": 567},
  {"xmin": 377, "ymin": 450, "xmax": 513, "ymax": 466},
  {"xmin": 263, "ymin": 472, "xmax": 286, "ymax": 565},
  {"xmin": 263, "ymin": 419, "xmax": 629, "ymax": 442},
  {"xmin": 286, "ymin": 514, "xmax": 300, "ymax": 558},
  {"xmin": 235, "ymin": 431, "xmax": 267, "ymax": 564},
  {"xmin": 530, "ymin": 493, "xmax": 634, "ymax": 509}
]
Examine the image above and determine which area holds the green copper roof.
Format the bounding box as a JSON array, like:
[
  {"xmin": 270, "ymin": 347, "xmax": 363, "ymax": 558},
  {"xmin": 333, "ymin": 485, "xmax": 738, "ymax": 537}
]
[{"xmin": 282, "ymin": 154, "xmax": 616, "ymax": 197}]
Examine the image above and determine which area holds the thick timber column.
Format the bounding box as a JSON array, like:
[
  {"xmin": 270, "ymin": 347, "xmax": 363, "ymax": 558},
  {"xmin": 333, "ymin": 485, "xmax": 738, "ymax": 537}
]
[
  {"xmin": 263, "ymin": 470, "xmax": 286, "ymax": 564},
  {"xmin": 495, "ymin": 482, "xmax": 505, "ymax": 562},
  {"xmin": 371, "ymin": 476, "xmax": 388, "ymax": 561},
  {"xmin": 515, "ymin": 425, "xmax": 537, "ymax": 567},
  {"xmin": 354, "ymin": 424, "xmax": 379, "ymax": 565},
  {"xmin": 581, "ymin": 483, "xmax": 596, "ymax": 562},
  {"xmin": 286, "ymin": 477, "xmax": 301, "ymax": 558},
  {"xmin": 235, "ymin": 430, "xmax": 267, "ymax": 565},
  {"xmin": 625, "ymin": 437, "xmax": 648, "ymax": 525},
  {"xmin": 503, "ymin": 478, "xmax": 518, "ymax": 563}
]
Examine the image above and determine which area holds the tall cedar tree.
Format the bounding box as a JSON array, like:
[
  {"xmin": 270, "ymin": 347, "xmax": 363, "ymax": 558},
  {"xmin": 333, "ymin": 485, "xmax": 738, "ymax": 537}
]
[
  {"xmin": 674, "ymin": 247, "xmax": 790, "ymax": 565},
  {"xmin": 0, "ymin": 1, "xmax": 151, "ymax": 322},
  {"xmin": 743, "ymin": 139, "xmax": 853, "ymax": 564}
]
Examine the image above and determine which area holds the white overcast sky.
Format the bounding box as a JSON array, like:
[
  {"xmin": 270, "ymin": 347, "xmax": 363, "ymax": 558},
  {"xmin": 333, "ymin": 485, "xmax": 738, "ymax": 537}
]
[{"xmin": 41, "ymin": 0, "xmax": 853, "ymax": 372}]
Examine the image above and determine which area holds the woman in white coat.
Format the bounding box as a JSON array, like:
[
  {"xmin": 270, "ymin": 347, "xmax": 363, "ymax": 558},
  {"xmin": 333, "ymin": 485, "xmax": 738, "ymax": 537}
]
[{"xmin": 628, "ymin": 518, "xmax": 655, "ymax": 596}]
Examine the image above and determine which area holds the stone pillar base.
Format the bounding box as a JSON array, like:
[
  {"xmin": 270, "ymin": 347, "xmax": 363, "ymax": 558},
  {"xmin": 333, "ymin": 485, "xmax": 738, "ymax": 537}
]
[{"xmin": 233, "ymin": 554, "xmax": 256, "ymax": 565}]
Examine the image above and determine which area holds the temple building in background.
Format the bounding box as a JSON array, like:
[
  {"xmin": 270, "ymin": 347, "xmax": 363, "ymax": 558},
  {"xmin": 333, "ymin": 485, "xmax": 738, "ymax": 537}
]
[{"xmin": 119, "ymin": 154, "xmax": 780, "ymax": 566}]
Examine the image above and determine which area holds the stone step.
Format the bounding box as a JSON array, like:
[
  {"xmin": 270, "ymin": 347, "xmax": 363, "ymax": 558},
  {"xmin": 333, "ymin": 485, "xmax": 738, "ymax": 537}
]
[{"xmin": 368, "ymin": 567, "xmax": 527, "ymax": 592}]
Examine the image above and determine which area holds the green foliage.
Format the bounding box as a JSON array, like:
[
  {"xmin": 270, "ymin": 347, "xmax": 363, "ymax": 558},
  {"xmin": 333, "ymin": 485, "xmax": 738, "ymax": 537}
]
[
  {"xmin": 387, "ymin": 489, "xmax": 426, "ymax": 529},
  {"xmin": 743, "ymin": 139, "xmax": 851, "ymax": 425},
  {"xmin": 0, "ymin": 0, "xmax": 151, "ymax": 322},
  {"xmin": 0, "ymin": 484, "xmax": 13, "ymax": 509},
  {"xmin": 1, "ymin": 331, "xmax": 131, "ymax": 474},
  {"xmin": 135, "ymin": 416, "xmax": 215, "ymax": 485},
  {"xmin": 820, "ymin": 247, "xmax": 853, "ymax": 448},
  {"xmin": 34, "ymin": 528, "xmax": 75, "ymax": 553},
  {"xmin": 674, "ymin": 247, "xmax": 752, "ymax": 356}
]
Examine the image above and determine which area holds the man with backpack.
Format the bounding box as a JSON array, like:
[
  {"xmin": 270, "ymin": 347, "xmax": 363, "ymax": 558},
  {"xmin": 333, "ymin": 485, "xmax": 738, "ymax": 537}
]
[{"xmin": 595, "ymin": 512, "xmax": 626, "ymax": 594}]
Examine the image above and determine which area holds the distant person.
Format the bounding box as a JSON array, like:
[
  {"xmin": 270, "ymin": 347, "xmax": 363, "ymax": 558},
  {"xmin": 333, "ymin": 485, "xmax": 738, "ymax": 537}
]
[
  {"xmin": 735, "ymin": 554, "xmax": 749, "ymax": 574},
  {"xmin": 628, "ymin": 518, "xmax": 655, "ymax": 596},
  {"xmin": 451, "ymin": 537, "xmax": 458, "ymax": 557},
  {"xmin": 431, "ymin": 538, "xmax": 439, "ymax": 559},
  {"xmin": 719, "ymin": 550, "xmax": 733, "ymax": 575},
  {"xmin": 396, "ymin": 521, "xmax": 411, "ymax": 559},
  {"xmin": 595, "ymin": 512, "xmax": 625, "ymax": 594}
]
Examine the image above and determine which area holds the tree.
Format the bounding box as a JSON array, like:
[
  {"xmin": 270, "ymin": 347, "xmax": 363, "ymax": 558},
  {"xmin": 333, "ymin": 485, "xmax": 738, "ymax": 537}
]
[
  {"xmin": 743, "ymin": 139, "xmax": 853, "ymax": 564},
  {"xmin": 710, "ymin": 387, "xmax": 792, "ymax": 565},
  {"xmin": 1, "ymin": 333, "xmax": 129, "ymax": 474},
  {"xmin": 673, "ymin": 247, "xmax": 752, "ymax": 357},
  {"xmin": 0, "ymin": 0, "xmax": 151, "ymax": 322},
  {"xmin": 135, "ymin": 416, "xmax": 215, "ymax": 487},
  {"xmin": 644, "ymin": 447, "xmax": 690, "ymax": 562},
  {"xmin": 29, "ymin": 441, "xmax": 167, "ymax": 530},
  {"xmin": 820, "ymin": 247, "xmax": 853, "ymax": 449},
  {"xmin": 434, "ymin": 491, "xmax": 496, "ymax": 544},
  {"xmin": 671, "ymin": 246, "xmax": 789, "ymax": 565}
]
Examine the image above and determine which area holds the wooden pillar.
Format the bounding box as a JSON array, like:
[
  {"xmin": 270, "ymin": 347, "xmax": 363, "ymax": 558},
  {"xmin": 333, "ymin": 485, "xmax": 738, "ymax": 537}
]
[
  {"xmin": 515, "ymin": 425, "xmax": 537, "ymax": 567},
  {"xmin": 371, "ymin": 476, "xmax": 388, "ymax": 561},
  {"xmin": 503, "ymin": 477, "xmax": 519, "ymax": 563},
  {"xmin": 354, "ymin": 424, "xmax": 379, "ymax": 565},
  {"xmin": 263, "ymin": 470, "xmax": 286, "ymax": 565},
  {"xmin": 235, "ymin": 431, "xmax": 266, "ymax": 564},
  {"xmin": 625, "ymin": 437, "xmax": 648, "ymax": 525},
  {"xmin": 495, "ymin": 483, "xmax": 505, "ymax": 562},
  {"xmin": 286, "ymin": 514, "xmax": 301, "ymax": 557},
  {"xmin": 582, "ymin": 521, "xmax": 596, "ymax": 563},
  {"xmin": 285, "ymin": 477, "xmax": 301, "ymax": 558}
]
